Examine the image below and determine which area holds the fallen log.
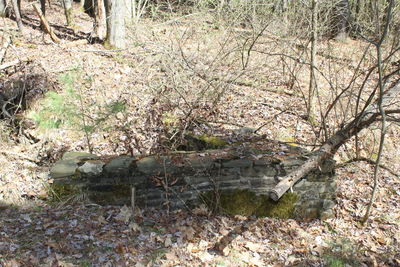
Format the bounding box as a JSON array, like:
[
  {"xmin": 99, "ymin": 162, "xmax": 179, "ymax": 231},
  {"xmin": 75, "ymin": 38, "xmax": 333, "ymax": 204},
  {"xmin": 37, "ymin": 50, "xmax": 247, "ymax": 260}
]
[{"xmin": 270, "ymin": 81, "xmax": 400, "ymax": 201}]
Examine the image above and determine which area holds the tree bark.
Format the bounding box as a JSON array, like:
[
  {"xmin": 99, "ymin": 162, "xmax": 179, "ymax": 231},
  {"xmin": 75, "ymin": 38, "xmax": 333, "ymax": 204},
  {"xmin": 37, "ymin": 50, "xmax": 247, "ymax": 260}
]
[
  {"xmin": 104, "ymin": 0, "xmax": 126, "ymax": 49},
  {"xmin": 270, "ymin": 81, "xmax": 400, "ymax": 201},
  {"xmin": 0, "ymin": 0, "xmax": 7, "ymax": 17},
  {"xmin": 11, "ymin": 0, "xmax": 23, "ymax": 32},
  {"xmin": 63, "ymin": 0, "xmax": 73, "ymax": 26},
  {"xmin": 40, "ymin": 0, "xmax": 46, "ymax": 15},
  {"xmin": 94, "ymin": 0, "xmax": 106, "ymax": 40},
  {"xmin": 307, "ymin": 0, "xmax": 317, "ymax": 122}
]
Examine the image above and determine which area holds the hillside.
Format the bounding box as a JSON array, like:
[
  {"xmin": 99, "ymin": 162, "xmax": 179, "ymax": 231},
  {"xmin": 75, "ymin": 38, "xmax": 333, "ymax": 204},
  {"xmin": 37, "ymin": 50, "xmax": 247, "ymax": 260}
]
[{"xmin": 0, "ymin": 1, "xmax": 399, "ymax": 266}]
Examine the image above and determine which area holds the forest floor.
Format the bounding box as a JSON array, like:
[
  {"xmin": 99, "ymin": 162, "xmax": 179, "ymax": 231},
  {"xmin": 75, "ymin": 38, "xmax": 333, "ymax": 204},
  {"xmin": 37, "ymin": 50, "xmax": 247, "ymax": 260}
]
[{"xmin": 0, "ymin": 2, "xmax": 400, "ymax": 266}]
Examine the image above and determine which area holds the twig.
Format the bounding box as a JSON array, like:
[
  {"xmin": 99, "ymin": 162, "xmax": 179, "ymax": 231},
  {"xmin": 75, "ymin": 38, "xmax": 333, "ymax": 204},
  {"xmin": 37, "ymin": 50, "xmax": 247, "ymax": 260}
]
[
  {"xmin": 336, "ymin": 157, "xmax": 399, "ymax": 179},
  {"xmin": 254, "ymin": 109, "xmax": 287, "ymax": 134},
  {"xmin": 0, "ymin": 36, "xmax": 11, "ymax": 64}
]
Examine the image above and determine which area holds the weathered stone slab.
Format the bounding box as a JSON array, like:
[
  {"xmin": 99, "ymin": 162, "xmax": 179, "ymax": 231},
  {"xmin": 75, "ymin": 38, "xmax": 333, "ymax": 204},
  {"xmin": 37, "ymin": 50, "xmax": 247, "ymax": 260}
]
[
  {"xmin": 222, "ymin": 159, "xmax": 253, "ymax": 168},
  {"xmin": 50, "ymin": 160, "xmax": 79, "ymax": 179},
  {"xmin": 241, "ymin": 166, "xmax": 278, "ymax": 177},
  {"xmin": 50, "ymin": 140, "xmax": 338, "ymax": 220},
  {"xmin": 104, "ymin": 156, "xmax": 135, "ymax": 175},
  {"xmin": 62, "ymin": 152, "xmax": 99, "ymax": 161},
  {"xmin": 281, "ymin": 159, "xmax": 305, "ymax": 168},
  {"xmin": 137, "ymin": 156, "xmax": 179, "ymax": 175}
]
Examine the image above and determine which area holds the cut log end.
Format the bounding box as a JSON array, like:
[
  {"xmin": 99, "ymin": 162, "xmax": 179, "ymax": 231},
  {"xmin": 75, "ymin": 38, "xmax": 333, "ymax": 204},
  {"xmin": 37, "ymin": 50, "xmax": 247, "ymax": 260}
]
[{"xmin": 269, "ymin": 190, "xmax": 279, "ymax": 201}]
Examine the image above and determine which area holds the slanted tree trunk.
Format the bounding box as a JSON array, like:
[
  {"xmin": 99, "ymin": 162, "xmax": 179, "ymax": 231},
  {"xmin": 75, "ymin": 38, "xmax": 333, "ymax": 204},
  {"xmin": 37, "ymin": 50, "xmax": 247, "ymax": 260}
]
[
  {"xmin": 270, "ymin": 81, "xmax": 400, "ymax": 201},
  {"xmin": 94, "ymin": 0, "xmax": 106, "ymax": 40},
  {"xmin": 33, "ymin": 3, "xmax": 61, "ymax": 43},
  {"xmin": 11, "ymin": 0, "xmax": 23, "ymax": 32},
  {"xmin": 104, "ymin": 0, "xmax": 126, "ymax": 49},
  {"xmin": 63, "ymin": 0, "xmax": 73, "ymax": 26},
  {"xmin": 0, "ymin": 0, "xmax": 7, "ymax": 17}
]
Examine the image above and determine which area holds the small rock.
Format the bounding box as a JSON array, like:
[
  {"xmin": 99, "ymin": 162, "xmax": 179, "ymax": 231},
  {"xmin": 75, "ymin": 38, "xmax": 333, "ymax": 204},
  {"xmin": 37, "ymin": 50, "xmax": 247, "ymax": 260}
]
[{"xmin": 78, "ymin": 160, "xmax": 105, "ymax": 175}]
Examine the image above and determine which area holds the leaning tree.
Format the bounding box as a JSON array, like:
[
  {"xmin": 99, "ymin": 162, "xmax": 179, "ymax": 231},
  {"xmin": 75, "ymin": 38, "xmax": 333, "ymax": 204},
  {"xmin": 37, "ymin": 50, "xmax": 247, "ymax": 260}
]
[{"xmin": 269, "ymin": 0, "xmax": 399, "ymax": 223}]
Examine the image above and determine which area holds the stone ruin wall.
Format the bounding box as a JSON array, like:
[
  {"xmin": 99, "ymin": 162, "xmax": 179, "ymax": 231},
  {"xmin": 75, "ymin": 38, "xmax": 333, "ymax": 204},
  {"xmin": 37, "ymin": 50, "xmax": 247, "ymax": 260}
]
[{"xmin": 50, "ymin": 141, "xmax": 337, "ymax": 220}]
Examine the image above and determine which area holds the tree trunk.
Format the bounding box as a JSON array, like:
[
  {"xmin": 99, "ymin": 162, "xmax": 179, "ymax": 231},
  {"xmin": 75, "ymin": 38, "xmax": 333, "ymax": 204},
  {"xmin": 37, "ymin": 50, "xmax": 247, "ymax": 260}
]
[
  {"xmin": 84, "ymin": 0, "xmax": 95, "ymax": 16},
  {"xmin": 105, "ymin": 0, "xmax": 126, "ymax": 49},
  {"xmin": 11, "ymin": 0, "xmax": 23, "ymax": 32},
  {"xmin": 63, "ymin": 0, "xmax": 73, "ymax": 26},
  {"xmin": 0, "ymin": 0, "xmax": 7, "ymax": 17},
  {"xmin": 307, "ymin": 0, "xmax": 317, "ymax": 122},
  {"xmin": 125, "ymin": 0, "xmax": 132, "ymax": 20},
  {"xmin": 94, "ymin": 0, "xmax": 106, "ymax": 40},
  {"xmin": 362, "ymin": 0, "xmax": 394, "ymax": 224},
  {"xmin": 334, "ymin": 0, "xmax": 350, "ymax": 40},
  {"xmin": 40, "ymin": 0, "xmax": 46, "ymax": 15},
  {"xmin": 270, "ymin": 81, "xmax": 400, "ymax": 201}
]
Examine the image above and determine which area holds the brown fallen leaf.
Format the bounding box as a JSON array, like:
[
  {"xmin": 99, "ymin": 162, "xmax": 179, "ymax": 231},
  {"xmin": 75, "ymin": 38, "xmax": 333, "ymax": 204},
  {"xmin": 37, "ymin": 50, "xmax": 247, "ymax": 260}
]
[{"xmin": 244, "ymin": 241, "xmax": 263, "ymax": 252}]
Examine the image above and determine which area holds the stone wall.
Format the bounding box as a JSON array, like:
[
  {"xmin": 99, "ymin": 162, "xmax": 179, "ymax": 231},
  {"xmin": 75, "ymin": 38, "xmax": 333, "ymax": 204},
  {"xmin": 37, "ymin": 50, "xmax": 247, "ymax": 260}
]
[{"xmin": 50, "ymin": 140, "xmax": 337, "ymax": 219}]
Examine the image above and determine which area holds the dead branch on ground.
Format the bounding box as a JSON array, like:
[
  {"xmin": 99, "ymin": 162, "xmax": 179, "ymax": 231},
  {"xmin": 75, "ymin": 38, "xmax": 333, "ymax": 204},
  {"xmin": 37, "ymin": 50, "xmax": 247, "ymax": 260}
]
[{"xmin": 32, "ymin": 4, "xmax": 61, "ymax": 43}]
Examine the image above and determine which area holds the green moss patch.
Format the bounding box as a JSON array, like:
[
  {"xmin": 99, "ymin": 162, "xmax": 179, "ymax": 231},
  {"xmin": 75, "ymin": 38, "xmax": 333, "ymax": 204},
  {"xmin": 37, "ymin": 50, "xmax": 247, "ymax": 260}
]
[
  {"xmin": 201, "ymin": 189, "xmax": 298, "ymax": 219},
  {"xmin": 178, "ymin": 134, "xmax": 228, "ymax": 151},
  {"xmin": 50, "ymin": 184, "xmax": 82, "ymax": 201},
  {"xmin": 197, "ymin": 134, "xmax": 227, "ymax": 149}
]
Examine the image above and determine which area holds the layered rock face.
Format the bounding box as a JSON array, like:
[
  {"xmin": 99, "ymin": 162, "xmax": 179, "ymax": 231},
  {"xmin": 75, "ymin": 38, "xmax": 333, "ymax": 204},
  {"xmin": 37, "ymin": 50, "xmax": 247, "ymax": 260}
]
[{"xmin": 50, "ymin": 139, "xmax": 336, "ymax": 219}]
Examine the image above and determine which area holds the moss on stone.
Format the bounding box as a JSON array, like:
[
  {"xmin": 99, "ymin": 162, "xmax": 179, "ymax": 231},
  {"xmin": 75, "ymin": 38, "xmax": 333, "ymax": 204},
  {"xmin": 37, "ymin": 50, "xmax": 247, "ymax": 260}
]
[
  {"xmin": 201, "ymin": 189, "xmax": 298, "ymax": 219},
  {"xmin": 198, "ymin": 134, "xmax": 227, "ymax": 149},
  {"xmin": 178, "ymin": 134, "xmax": 227, "ymax": 151},
  {"xmin": 256, "ymin": 192, "xmax": 298, "ymax": 218}
]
